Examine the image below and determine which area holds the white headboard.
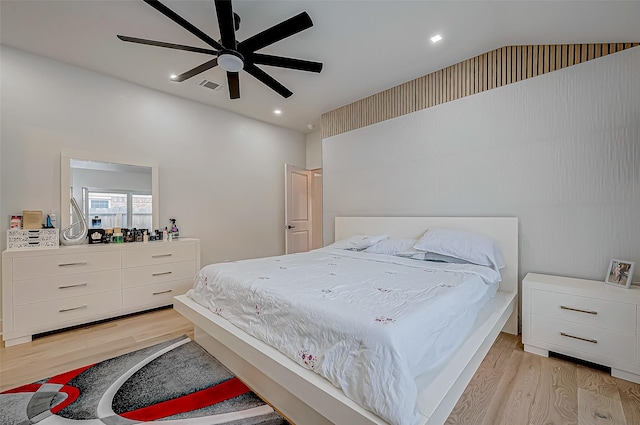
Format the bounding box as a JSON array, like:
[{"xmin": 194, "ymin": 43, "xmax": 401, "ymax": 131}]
[{"xmin": 335, "ymin": 216, "xmax": 519, "ymax": 333}]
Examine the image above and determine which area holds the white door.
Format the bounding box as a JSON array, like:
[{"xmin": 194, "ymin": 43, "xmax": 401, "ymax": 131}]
[{"xmin": 285, "ymin": 164, "xmax": 312, "ymax": 254}]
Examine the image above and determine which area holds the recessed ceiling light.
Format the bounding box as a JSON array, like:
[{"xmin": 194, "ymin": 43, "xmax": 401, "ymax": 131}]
[
  {"xmin": 170, "ymin": 74, "xmax": 178, "ymax": 80},
  {"xmin": 274, "ymin": 109, "xmax": 282, "ymax": 115},
  {"xmin": 430, "ymin": 34, "xmax": 442, "ymax": 43}
]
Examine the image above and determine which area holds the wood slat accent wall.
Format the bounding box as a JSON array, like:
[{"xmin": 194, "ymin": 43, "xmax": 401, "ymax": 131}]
[{"xmin": 322, "ymin": 43, "xmax": 639, "ymax": 138}]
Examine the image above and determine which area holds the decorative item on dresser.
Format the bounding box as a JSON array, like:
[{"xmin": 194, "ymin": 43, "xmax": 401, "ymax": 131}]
[
  {"xmin": 2, "ymin": 238, "xmax": 200, "ymax": 347},
  {"xmin": 59, "ymin": 196, "xmax": 88, "ymax": 246},
  {"xmin": 605, "ymin": 259, "xmax": 635, "ymax": 288},
  {"xmin": 522, "ymin": 273, "xmax": 640, "ymax": 384}
]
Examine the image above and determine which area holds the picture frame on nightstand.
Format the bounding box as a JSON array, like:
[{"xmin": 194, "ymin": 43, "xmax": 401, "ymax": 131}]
[{"xmin": 605, "ymin": 259, "xmax": 634, "ymax": 288}]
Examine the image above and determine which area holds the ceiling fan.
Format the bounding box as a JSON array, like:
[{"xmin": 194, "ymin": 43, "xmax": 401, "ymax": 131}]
[{"xmin": 117, "ymin": 0, "xmax": 323, "ymax": 99}]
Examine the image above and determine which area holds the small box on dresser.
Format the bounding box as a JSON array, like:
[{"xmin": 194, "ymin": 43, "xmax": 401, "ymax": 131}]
[
  {"xmin": 7, "ymin": 228, "xmax": 59, "ymax": 249},
  {"xmin": 522, "ymin": 273, "xmax": 640, "ymax": 384}
]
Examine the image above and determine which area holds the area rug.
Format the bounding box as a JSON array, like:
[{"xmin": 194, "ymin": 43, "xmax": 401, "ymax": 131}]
[{"xmin": 1, "ymin": 336, "xmax": 287, "ymax": 424}]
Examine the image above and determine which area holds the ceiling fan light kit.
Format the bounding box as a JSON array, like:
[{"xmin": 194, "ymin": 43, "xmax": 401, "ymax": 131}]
[
  {"xmin": 118, "ymin": 0, "xmax": 323, "ymax": 99},
  {"xmin": 217, "ymin": 50, "xmax": 244, "ymax": 72}
]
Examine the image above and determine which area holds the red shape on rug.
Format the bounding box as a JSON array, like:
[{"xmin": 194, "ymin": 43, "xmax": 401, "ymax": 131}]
[
  {"xmin": 47, "ymin": 364, "xmax": 95, "ymax": 385},
  {"xmin": 1, "ymin": 364, "xmax": 92, "ymax": 414},
  {"xmin": 120, "ymin": 377, "xmax": 251, "ymax": 421},
  {"xmin": 1, "ymin": 364, "xmax": 93, "ymax": 395},
  {"xmin": 1, "ymin": 383, "xmax": 42, "ymax": 394},
  {"xmin": 50, "ymin": 385, "xmax": 81, "ymax": 414}
]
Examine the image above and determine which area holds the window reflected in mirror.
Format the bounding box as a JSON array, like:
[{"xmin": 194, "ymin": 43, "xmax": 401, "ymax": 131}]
[
  {"xmin": 86, "ymin": 191, "xmax": 153, "ymax": 230},
  {"xmin": 70, "ymin": 159, "xmax": 153, "ymax": 231}
]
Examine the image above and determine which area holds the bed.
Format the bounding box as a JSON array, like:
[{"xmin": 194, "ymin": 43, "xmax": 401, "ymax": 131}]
[{"xmin": 173, "ymin": 217, "xmax": 518, "ymax": 425}]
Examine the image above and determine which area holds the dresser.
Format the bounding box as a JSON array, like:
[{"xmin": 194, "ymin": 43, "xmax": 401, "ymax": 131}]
[
  {"xmin": 2, "ymin": 238, "xmax": 200, "ymax": 347},
  {"xmin": 522, "ymin": 273, "xmax": 640, "ymax": 384}
]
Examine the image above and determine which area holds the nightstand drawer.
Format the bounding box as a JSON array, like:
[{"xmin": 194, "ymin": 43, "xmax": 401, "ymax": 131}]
[
  {"xmin": 531, "ymin": 289, "xmax": 636, "ymax": 334},
  {"xmin": 531, "ymin": 314, "xmax": 636, "ymax": 365}
]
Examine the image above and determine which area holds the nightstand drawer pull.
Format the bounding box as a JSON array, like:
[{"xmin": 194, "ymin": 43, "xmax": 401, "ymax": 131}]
[
  {"xmin": 152, "ymin": 254, "xmax": 172, "ymax": 258},
  {"xmin": 58, "ymin": 261, "xmax": 87, "ymax": 267},
  {"xmin": 560, "ymin": 332, "xmax": 598, "ymax": 344},
  {"xmin": 58, "ymin": 282, "xmax": 88, "ymax": 289},
  {"xmin": 560, "ymin": 305, "xmax": 598, "ymax": 315},
  {"xmin": 152, "ymin": 271, "xmax": 173, "ymax": 277},
  {"xmin": 153, "ymin": 289, "xmax": 172, "ymax": 296},
  {"xmin": 59, "ymin": 305, "xmax": 88, "ymax": 313}
]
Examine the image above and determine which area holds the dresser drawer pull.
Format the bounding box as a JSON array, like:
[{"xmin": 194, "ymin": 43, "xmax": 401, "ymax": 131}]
[
  {"xmin": 58, "ymin": 261, "xmax": 87, "ymax": 267},
  {"xmin": 59, "ymin": 305, "xmax": 88, "ymax": 313},
  {"xmin": 58, "ymin": 282, "xmax": 88, "ymax": 289},
  {"xmin": 560, "ymin": 305, "xmax": 598, "ymax": 315},
  {"xmin": 560, "ymin": 332, "xmax": 598, "ymax": 344},
  {"xmin": 152, "ymin": 254, "xmax": 173, "ymax": 258},
  {"xmin": 153, "ymin": 289, "xmax": 172, "ymax": 296},
  {"xmin": 152, "ymin": 271, "xmax": 173, "ymax": 277}
]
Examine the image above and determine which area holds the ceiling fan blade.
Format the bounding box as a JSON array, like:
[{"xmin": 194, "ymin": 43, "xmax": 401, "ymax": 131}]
[
  {"xmin": 143, "ymin": 0, "xmax": 223, "ymax": 51},
  {"xmin": 117, "ymin": 35, "xmax": 218, "ymax": 55},
  {"xmin": 214, "ymin": 0, "xmax": 236, "ymax": 49},
  {"xmin": 244, "ymin": 63, "xmax": 293, "ymax": 98},
  {"xmin": 238, "ymin": 12, "xmax": 313, "ymax": 53},
  {"xmin": 172, "ymin": 58, "xmax": 218, "ymax": 82},
  {"xmin": 249, "ymin": 53, "xmax": 322, "ymax": 73},
  {"xmin": 227, "ymin": 72, "xmax": 240, "ymax": 99}
]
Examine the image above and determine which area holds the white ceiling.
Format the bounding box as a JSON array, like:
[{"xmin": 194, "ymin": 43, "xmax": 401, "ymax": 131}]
[{"xmin": 2, "ymin": 1, "xmax": 639, "ymax": 134}]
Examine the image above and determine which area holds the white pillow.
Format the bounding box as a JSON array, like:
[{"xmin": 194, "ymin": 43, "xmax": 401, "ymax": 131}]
[
  {"xmin": 413, "ymin": 228, "xmax": 505, "ymax": 269},
  {"xmin": 364, "ymin": 238, "xmax": 418, "ymax": 255},
  {"xmin": 329, "ymin": 234, "xmax": 389, "ymax": 251}
]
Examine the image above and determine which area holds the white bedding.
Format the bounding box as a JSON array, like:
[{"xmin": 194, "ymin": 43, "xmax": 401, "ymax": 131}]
[{"xmin": 187, "ymin": 247, "xmax": 500, "ymax": 425}]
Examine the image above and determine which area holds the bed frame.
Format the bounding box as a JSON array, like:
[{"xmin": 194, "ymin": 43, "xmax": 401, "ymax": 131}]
[{"xmin": 174, "ymin": 216, "xmax": 518, "ymax": 425}]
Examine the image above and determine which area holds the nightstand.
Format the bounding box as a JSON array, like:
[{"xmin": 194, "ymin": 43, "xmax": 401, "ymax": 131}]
[{"xmin": 522, "ymin": 273, "xmax": 640, "ymax": 384}]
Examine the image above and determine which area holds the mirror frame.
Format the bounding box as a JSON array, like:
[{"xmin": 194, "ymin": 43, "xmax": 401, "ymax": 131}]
[{"xmin": 60, "ymin": 149, "xmax": 159, "ymax": 231}]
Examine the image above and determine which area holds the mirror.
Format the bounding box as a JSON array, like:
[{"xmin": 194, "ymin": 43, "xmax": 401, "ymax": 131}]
[{"xmin": 61, "ymin": 150, "xmax": 159, "ymax": 233}]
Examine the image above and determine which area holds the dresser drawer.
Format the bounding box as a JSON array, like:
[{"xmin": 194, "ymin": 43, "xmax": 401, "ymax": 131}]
[
  {"xmin": 123, "ymin": 280, "xmax": 193, "ymax": 309},
  {"xmin": 122, "ymin": 244, "xmax": 196, "ymax": 268},
  {"xmin": 531, "ymin": 314, "xmax": 636, "ymax": 365},
  {"xmin": 121, "ymin": 260, "xmax": 195, "ymax": 288},
  {"xmin": 531, "ymin": 289, "xmax": 636, "ymax": 334},
  {"xmin": 13, "ymin": 290, "xmax": 122, "ymax": 332},
  {"xmin": 12, "ymin": 251, "xmax": 120, "ymax": 280},
  {"xmin": 13, "ymin": 270, "xmax": 121, "ymax": 305}
]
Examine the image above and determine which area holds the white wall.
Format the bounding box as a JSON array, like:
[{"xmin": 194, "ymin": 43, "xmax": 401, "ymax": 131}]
[
  {"xmin": 0, "ymin": 46, "xmax": 306, "ymax": 266},
  {"xmin": 323, "ymin": 47, "xmax": 640, "ymax": 285},
  {"xmin": 305, "ymin": 129, "xmax": 322, "ymax": 170}
]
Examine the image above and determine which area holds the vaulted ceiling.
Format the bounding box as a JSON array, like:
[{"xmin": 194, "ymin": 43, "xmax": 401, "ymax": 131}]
[{"xmin": 1, "ymin": 1, "xmax": 639, "ymax": 134}]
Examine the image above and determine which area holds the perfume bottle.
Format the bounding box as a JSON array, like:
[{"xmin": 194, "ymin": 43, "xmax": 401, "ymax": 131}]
[
  {"xmin": 91, "ymin": 216, "xmax": 102, "ymax": 228},
  {"xmin": 169, "ymin": 218, "xmax": 180, "ymax": 239}
]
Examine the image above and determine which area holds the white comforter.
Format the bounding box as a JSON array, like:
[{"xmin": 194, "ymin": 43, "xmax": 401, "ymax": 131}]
[{"xmin": 187, "ymin": 247, "xmax": 500, "ymax": 425}]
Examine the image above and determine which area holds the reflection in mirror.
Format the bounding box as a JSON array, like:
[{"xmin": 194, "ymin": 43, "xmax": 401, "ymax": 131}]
[
  {"xmin": 61, "ymin": 151, "xmax": 159, "ymax": 234},
  {"xmin": 71, "ymin": 159, "xmax": 153, "ymax": 230}
]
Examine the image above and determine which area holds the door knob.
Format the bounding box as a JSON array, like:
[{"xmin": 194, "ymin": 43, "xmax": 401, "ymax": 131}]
[{"xmin": 285, "ymin": 225, "xmax": 295, "ymax": 229}]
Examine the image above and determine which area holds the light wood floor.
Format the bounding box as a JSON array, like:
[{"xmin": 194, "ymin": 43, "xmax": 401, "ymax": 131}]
[
  {"xmin": 0, "ymin": 307, "xmax": 193, "ymax": 392},
  {"xmin": 1, "ymin": 308, "xmax": 639, "ymax": 425}
]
